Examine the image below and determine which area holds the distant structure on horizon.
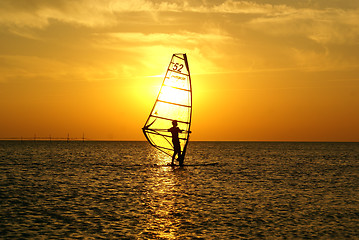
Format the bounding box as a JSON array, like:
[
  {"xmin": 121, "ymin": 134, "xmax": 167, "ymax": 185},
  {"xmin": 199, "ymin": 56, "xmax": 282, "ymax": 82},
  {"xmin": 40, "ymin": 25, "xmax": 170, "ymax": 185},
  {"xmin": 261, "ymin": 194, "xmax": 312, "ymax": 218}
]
[{"xmin": 0, "ymin": 133, "xmax": 88, "ymax": 142}]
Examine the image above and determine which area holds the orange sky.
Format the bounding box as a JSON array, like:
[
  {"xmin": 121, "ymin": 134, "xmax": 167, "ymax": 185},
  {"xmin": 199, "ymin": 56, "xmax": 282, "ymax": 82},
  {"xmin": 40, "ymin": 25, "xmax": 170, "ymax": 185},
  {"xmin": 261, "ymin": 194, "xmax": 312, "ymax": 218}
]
[{"xmin": 1, "ymin": 0, "xmax": 359, "ymax": 141}]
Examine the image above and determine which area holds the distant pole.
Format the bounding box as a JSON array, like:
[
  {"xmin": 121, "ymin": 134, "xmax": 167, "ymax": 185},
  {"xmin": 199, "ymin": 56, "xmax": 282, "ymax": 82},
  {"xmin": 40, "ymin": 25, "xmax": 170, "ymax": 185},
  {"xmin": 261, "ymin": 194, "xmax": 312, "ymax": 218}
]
[
  {"xmin": 67, "ymin": 133, "xmax": 69, "ymax": 143},
  {"xmin": 34, "ymin": 134, "xmax": 36, "ymax": 142},
  {"xmin": 82, "ymin": 132, "xmax": 85, "ymax": 142}
]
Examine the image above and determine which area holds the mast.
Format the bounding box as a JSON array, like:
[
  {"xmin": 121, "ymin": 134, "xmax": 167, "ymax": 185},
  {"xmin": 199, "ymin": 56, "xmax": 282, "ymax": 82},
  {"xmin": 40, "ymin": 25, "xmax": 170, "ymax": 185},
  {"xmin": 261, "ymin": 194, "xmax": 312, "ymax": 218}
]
[{"xmin": 178, "ymin": 53, "xmax": 192, "ymax": 166}]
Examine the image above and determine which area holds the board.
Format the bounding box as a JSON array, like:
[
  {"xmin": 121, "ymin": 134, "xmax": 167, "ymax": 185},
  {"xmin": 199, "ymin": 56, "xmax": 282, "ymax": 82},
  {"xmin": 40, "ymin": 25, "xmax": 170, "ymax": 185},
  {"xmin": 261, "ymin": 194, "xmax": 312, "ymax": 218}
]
[{"xmin": 157, "ymin": 162, "xmax": 219, "ymax": 167}]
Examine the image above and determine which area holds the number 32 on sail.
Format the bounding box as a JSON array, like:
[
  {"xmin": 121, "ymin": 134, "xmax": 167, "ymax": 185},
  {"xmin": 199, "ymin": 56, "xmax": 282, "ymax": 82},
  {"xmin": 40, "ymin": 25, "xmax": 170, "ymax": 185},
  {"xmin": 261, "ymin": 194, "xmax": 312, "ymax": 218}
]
[{"xmin": 142, "ymin": 53, "xmax": 192, "ymax": 165}]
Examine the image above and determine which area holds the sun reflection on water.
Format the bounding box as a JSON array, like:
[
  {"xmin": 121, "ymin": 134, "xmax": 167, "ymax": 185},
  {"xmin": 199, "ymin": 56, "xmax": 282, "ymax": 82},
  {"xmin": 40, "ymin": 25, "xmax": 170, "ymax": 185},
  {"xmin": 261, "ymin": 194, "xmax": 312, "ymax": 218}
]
[
  {"xmin": 147, "ymin": 148, "xmax": 171, "ymax": 166},
  {"xmin": 140, "ymin": 149, "xmax": 185, "ymax": 239}
]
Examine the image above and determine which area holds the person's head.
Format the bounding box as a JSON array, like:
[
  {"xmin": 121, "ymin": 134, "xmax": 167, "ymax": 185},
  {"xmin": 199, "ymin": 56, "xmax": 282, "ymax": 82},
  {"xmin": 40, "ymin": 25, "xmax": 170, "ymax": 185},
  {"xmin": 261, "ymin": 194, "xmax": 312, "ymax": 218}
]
[{"xmin": 172, "ymin": 120, "xmax": 178, "ymax": 126}]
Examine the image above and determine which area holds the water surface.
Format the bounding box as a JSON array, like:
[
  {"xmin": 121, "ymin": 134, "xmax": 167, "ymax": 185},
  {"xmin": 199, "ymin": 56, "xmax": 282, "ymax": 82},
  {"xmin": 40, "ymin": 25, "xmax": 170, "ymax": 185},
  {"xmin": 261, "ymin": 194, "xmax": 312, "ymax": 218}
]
[{"xmin": 1, "ymin": 141, "xmax": 358, "ymax": 239}]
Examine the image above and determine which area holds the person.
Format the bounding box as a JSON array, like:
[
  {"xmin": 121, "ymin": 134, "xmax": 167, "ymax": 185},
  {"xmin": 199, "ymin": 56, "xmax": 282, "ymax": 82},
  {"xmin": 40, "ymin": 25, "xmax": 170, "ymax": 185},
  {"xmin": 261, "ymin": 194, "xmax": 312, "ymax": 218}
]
[{"xmin": 168, "ymin": 120, "xmax": 183, "ymax": 165}]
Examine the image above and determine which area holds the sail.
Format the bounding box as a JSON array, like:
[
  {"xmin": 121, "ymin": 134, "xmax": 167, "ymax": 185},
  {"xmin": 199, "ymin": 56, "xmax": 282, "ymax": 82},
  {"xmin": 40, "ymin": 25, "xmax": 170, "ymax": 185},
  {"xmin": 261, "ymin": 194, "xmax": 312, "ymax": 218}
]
[{"xmin": 143, "ymin": 53, "xmax": 192, "ymax": 161}]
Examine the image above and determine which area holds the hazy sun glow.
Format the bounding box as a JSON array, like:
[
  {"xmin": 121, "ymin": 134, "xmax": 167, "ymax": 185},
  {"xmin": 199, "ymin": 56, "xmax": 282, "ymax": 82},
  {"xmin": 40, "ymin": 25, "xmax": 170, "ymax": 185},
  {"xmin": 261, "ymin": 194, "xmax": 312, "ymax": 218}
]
[{"xmin": 1, "ymin": 0, "xmax": 358, "ymax": 141}]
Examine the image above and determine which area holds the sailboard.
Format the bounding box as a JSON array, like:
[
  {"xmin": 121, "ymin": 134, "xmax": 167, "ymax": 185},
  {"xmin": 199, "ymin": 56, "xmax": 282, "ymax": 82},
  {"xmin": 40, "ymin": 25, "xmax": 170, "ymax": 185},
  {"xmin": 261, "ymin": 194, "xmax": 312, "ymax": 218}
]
[{"xmin": 142, "ymin": 53, "xmax": 192, "ymax": 166}]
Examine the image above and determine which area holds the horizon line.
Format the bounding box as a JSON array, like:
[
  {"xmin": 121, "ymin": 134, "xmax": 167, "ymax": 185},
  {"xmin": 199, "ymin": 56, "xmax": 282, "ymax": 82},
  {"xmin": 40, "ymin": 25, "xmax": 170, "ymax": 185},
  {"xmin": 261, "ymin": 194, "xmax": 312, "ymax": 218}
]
[{"xmin": 0, "ymin": 138, "xmax": 358, "ymax": 143}]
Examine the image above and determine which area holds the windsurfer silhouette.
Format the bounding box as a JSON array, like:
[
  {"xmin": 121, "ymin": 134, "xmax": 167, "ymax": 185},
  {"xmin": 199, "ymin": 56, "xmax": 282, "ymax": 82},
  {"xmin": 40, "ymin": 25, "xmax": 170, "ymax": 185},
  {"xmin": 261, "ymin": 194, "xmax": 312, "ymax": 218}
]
[{"xmin": 168, "ymin": 120, "xmax": 183, "ymax": 165}]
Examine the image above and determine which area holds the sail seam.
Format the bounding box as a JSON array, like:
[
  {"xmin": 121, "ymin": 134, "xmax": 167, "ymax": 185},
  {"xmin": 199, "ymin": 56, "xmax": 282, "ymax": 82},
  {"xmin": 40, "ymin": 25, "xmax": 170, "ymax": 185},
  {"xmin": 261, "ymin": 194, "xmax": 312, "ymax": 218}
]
[
  {"xmin": 150, "ymin": 115, "xmax": 190, "ymax": 124},
  {"xmin": 167, "ymin": 69, "xmax": 189, "ymax": 76},
  {"xmin": 163, "ymin": 85, "xmax": 190, "ymax": 92},
  {"xmin": 155, "ymin": 145, "xmax": 174, "ymax": 151},
  {"xmin": 157, "ymin": 100, "xmax": 191, "ymax": 108}
]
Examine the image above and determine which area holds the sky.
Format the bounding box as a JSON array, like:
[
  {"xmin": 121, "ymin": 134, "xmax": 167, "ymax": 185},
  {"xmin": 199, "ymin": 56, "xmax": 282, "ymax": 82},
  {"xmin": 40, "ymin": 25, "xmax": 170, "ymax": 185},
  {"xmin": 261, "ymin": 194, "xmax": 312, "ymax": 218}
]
[{"xmin": 1, "ymin": 0, "xmax": 359, "ymax": 141}]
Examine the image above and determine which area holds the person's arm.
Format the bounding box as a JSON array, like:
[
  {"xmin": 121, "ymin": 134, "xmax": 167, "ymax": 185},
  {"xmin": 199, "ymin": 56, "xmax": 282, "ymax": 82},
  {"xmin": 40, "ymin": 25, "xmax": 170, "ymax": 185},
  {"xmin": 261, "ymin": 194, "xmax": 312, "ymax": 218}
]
[{"xmin": 179, "ymin": 129, "xmax": 191, "ymax": 133}]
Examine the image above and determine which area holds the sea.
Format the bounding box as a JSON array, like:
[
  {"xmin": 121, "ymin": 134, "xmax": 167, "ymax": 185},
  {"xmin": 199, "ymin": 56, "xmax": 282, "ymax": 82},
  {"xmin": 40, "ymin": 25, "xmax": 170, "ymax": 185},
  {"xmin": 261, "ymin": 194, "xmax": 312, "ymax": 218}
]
[{"xmin": 0, "ymin": 141, "xmax": 358, "ymax": 239}]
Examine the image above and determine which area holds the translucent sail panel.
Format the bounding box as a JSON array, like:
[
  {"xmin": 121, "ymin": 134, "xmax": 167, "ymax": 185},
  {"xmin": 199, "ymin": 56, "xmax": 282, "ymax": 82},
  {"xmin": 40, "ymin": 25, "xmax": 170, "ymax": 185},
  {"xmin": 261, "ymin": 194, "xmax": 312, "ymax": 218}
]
[
  {"xmin": 156, "ymin": 93, "xmax": 191, "ymax": 121},
  {"xmin": 143, "ymin": 53, "xmax": 192, "ymax": 157},
  {"xmin": 158, "ymin": 86, "xmax": 191, "ymax": 107},
  {"xmin": 164, "ymin": 71, "xmax": 190, "ymax": 91}
]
